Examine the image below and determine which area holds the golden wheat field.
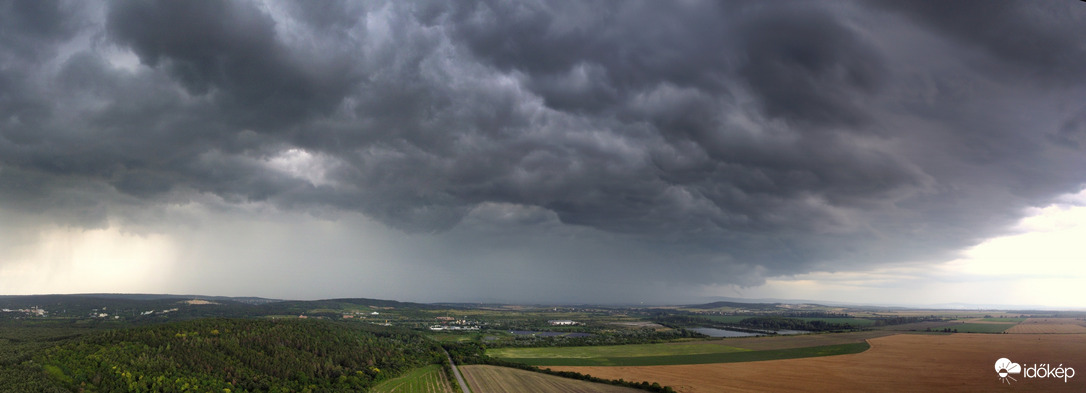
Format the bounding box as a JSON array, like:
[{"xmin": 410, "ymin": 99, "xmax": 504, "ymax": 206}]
[
  {"xmin": 552, "ymin": 334, "xmax": 1086, "ymax": 392},
  {"xmin": 1005, "ymin": 318, "xmax": 1086, "ymax": 334}
]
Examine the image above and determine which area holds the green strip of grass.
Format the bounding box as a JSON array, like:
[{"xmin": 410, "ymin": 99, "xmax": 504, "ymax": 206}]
[
  {"xmin": 489, "ymin": 343, "xmax": 748, "ymax": 359},
  {"xmin": 951, "ymin": 323, "xmax": 1015, "ymax": 333},
  {"xmin": 978, "ymin": 318, "xmax": 1027, "ymax": 323},
  {"xmin": 502, "ymin": 342, "xmax": 870, "ymax": 366}
]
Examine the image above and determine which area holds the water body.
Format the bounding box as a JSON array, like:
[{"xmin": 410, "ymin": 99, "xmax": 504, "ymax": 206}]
[{"xmin": 691, "ymin": 327, "xmax": 809, "ymax": 337}]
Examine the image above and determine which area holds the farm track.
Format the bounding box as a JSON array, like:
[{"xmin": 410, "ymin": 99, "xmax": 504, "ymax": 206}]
[
  {"xmin": 551, "ymin": 333, "xmax": 1086, "ymax": 392},
  {"xmin": 458, "ymin": 365, "xmax": 643, "ymax": 393},
  {"xmin": 445, "ymin": 349, "xmax": 471, "ymax": 393}
]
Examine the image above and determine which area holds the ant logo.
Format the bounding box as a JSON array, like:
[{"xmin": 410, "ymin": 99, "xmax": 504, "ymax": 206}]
[{"xmin": 995, "ymin": 358, "xmax": 1022, "ymax": 384}]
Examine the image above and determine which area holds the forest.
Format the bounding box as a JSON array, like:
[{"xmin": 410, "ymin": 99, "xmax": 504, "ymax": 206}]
[{"xmin": 2, "ymin": 318, "xmax": 444, "ymax": 392}]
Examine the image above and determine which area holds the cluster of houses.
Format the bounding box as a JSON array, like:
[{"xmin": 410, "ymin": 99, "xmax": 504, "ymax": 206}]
[
  {"xmin": 428, "ymin": 324, "xmax": 479, "ymax": 331},
  {"xmin": 339, "ymin": 311, "xmax": 382, "ymax": 319},
  {"xmin": 139, "ymin": 308, "xmax": 178, "ymax": 316},
  {"xmin": 0, "ymin": 307, "xmax": 47, "ymax": 317},
  {"xmin": 548, "ymin": 319, "xmax": 578, "ymax": 326},
  {"xmin": 429, "ymin": 316, "xmax": 480, "ymax": 331}
]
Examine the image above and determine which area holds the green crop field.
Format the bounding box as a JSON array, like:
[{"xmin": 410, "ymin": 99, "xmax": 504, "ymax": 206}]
[
  {"xmin": 950, "ymin": 323, "xmax": 1015, "ymax": 333},
  {"xmin": 371, "ymin": 365, "xmax": 455, "ymax": 393},
  {"xmin": 491, "ymin": 342, "xmax": 870, "ymax": 366},
  {"xmin": 489, "ymin": 342, "xmax": 750, "ymax": 360},
  {"xmin": 979, "ymin": 317, "xmax": 1027, "ymax": 323}
]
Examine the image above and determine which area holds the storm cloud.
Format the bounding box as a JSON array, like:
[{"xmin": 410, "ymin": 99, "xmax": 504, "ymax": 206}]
[{"xmin": 1, "ymin": 0, "xmax": 1084, "ymax": 301}]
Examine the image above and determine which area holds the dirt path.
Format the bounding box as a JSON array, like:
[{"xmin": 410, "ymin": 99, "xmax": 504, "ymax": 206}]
[{"xmin": 443, "ymin": 349, "xmax": 472, "ymax": 393}]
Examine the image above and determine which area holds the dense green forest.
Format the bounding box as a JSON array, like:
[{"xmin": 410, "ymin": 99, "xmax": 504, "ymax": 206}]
[
  {"xmin": 4, "ymin": 319, "xmax": 444, "ymax": 392},
  {"xmin": 0, "ymin": 320, "xmax": 88, "ymax": 392}
]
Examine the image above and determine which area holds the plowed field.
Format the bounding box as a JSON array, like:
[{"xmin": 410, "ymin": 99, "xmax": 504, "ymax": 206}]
[
  {"xmin": 551, "ymin": 334, "xmax": 1086, "ymax": 392},
  {"xmin": 459, "ymin": 365, "xmax": 643, "ymax": 393}
]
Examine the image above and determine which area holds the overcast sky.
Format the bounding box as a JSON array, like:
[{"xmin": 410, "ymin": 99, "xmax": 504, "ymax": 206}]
[{"xmin": 1, "ymin": 0, "xmax": 1085, "ymax": 307}]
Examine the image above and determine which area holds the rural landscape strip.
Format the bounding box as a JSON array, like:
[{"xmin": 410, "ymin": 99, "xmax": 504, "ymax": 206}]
[
  {"xmin": 4, "ymin": 294, "xmax": 1077, "ymax": 392},
  {"xmin": 500, "ymin": 342, "xmax": 872, "ymax": 367}
]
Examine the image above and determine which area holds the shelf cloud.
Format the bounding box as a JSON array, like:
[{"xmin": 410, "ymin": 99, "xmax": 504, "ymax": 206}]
[{"xmin": 1, "ymin": 0, "xmax": 1084, "ymax": 302}]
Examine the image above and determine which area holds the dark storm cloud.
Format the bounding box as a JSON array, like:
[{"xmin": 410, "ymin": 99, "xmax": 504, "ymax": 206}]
[
  {"xmin": 106, "ymin": 0, "xmax": 357, "ymax": 129},
  {"xmin": 736, "ymin": 4, "xmax": 886, "ymax": 127},
  {"xmin": 1, "ymin": 0, "xmax": 1085, "ymax": 293},
  {"xmin": 874, "ymin": 1, "xmax": 1086, "ymax": 84},
  {"xmin": 0, "ymin": 0, "xmax": 81, "ymax": 60}
]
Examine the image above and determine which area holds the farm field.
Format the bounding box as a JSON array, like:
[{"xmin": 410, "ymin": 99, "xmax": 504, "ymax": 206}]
[
  {"xmin": 1006, "ymin": 318, "xmax": 1086, "ymax": 334},
  {"xmin": 371, "ymin": 365, "xmax": 455, "ymax": 393},
  {"xmin": 489, "ymin": 331, "xmax": 894, "ymax": 362},
  {"xmin": 489, "ymin": 342, "xmax": 750, "ymax": 360},
  {"xmin": 551, "ymin": 333, "xmax": 1086, "ymax": 392},
  {"xmin": 854, "ymin": 310, "xmax": 1020, "ymax": 318},
  {"xmin": 873, "ymin": 320, "xmax": 957, "ymax": 331},
  {"xmin": 488, "ymin": 331, "xmax": 901, "ymax": 366},
  {"xmin": 489, "ymin": 342, "xmax": 869, "ymax": 366},
  {"xmin": 950, "ymin": 322, "xmax": 1015, "ymax": 333},
  {"xmin": 458, "ymin": 365, "xmax": 642, "ymax": 393},
  {"xmin": 676, "ymin": 330, "xmax": 895, "ymax": 351}
]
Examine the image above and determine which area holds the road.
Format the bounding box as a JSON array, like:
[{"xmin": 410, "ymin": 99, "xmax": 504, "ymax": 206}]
[{"xmin": 443, "ymin": 349, "xmax": 471, "ymax": 393}]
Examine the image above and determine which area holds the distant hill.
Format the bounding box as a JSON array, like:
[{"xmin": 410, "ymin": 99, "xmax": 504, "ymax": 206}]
[
  {"xmin": 16, "ymin": 293, "xmax": 283, "ymax": 304},
  {"xmin": 0, "ymin": 294, "xmax": 446, "ymax": 320},
  {"xmin": 684, "ymin": 301, "xmax": 783, "ymax": 310},
  {"xmin": 326, "ymin": 297, "xmax": 447, "ymax": 309},
  {"xmin": 6, "ymin": 293, "xmax": 282, "ymax": 306}
]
